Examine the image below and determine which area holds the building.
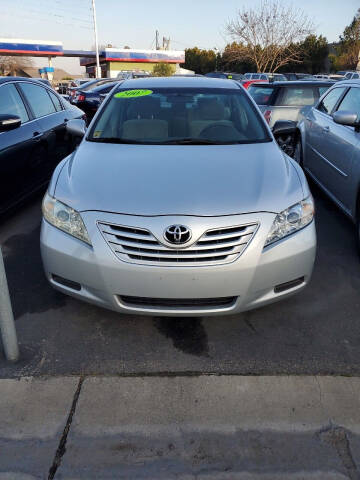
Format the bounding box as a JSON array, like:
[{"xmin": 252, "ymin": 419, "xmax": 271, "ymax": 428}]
[
  {"xmin": 80, "ymin": 48, "xmax": 185, "ymax": 78},
  {"xmin": 0, "ymin": 38, "xmax": 185, "ymax": 79}
]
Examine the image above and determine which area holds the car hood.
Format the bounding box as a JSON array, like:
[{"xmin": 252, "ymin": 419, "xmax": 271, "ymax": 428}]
[{"xmin": 54, "ymin": 140, "xmax": 304, "ymax": 216}]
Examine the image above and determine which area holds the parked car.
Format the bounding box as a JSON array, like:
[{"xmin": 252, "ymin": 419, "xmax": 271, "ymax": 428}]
[
  {"xmin": 283, "ymin": 73, "xmax": 314, "ymax": 81},
  {"xmin": 295, "ymin": 79, "xmax": 360, "ymax": 247},
  {"xmin": 71, "ymin": 81, "xmax": 119, "ymax": 122},
  {"xmin": 241, "ymin": 79, "xmax": 269, "ymax": 89},
  {"xmin": 34, "ymin": 78, "xmax": 52, "ymax": 87},
  {"xmin": 248, "ymin": 80, "xmax": 334, "ymax": 155},
  {"xmin": 116, "ymin": 71, "xmax": 152, "ymax": 80},
  {"xmin": 0, "ymin": 77, "xmax": 85, "ymax": 216},
  {"xmin": 68, "ymin": 78, "xmax": 115, "ymax": 102},
  {"xmin": 244, "ymin": 73, "xmax": 287, "ymax": 82},
  {"xmin": 205, "ymin": 72, "xmax": 244, "ymax": 81},
  {"xmin": 313, "ymin": 74, "xmax": 345, "ymax": 81},
  {"xmin": 69, "ymin": 78, "xmax": 92, "ymax": 88},
  {"xmin": 41, "ymin": 76, "xmax": 316, "ymax": 317},
  {"xmin": 343, "ymin": 71, "xmax": 360, "ymax": 80},
  {"xmin": 248, "ymin": 80, "xmax": 334, "ymax": 125},
  {"xmin": 56, "ymin": 81, "xmax": 71, "ymax": 95}
]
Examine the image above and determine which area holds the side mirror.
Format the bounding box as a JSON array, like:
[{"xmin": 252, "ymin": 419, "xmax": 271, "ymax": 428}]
[
  {"xmin": 0, "ymin": 114, "xmax": 21, "ymax": 133},
  {"xmin": 332, "ymin": 111, "xmax": 360, "ymax": 131},
  {"xmin": 67, "ymin": 118, "xmax": 86, "ymax": 138},
  {"xmin": 272, "ymin": 120, "xmax": 297, "ymax": 137}
]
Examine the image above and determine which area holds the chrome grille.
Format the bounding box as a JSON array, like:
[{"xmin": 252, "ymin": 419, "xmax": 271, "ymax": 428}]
[{"xmin": 98, "ymin": 222, "xmax": 258, "ymax": 266}]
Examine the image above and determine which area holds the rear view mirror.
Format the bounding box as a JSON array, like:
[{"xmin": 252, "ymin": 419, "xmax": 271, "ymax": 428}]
[
  {"xmin": 67, "ymin": 119, "xmax": 86, "ymax": 139},
  {"xmin": 272, "ymin": 120, "xmax": 297, "ymax": 137},
  {"xmin": 0, "ymin": 114, "xmax": 21, "ymax": 133},
  {"xmin": 332, "ymin": 111, "xmax": 360, "ymax": 131}
]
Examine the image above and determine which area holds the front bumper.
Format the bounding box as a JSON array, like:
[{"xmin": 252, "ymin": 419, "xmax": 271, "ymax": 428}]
[{"xmin": 40, "ymin": 211, "xmax": 316, "ymax": 316}]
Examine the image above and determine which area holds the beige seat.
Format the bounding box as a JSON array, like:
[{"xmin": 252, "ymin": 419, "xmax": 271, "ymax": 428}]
[
  {"xmin": 122, "ymin": 96, "xmax": 168, "ymax": 140},
  {"xmin": 122, "ymin": 119, "xmax": 168, "ymax": 140}
]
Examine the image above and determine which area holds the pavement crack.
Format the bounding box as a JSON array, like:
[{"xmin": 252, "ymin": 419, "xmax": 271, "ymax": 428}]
[
  {"xmin": 243, "ymin": 317, "xmax": 257, "ymax": 334},
  {"xmin": 319, "ymin": 425, "xmax": 359, "ymax": 480},
  {"xmin": 48, "ymin": 376, "xmax": 84, "ymax": 479}
]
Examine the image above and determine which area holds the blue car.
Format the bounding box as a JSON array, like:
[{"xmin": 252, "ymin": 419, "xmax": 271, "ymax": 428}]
[{"xmin": 72, "ymin": 81, "xmax": 119, "ymax": 123}]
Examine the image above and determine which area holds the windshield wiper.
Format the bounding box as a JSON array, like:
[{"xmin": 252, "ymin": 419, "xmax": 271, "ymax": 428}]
[
  {"xmin": 88, "ymin": 137, "xmax": 147, "ymax": 144},
  {"xmin": 89, "ymin": 137, "xmax": 237, "ymax": 145},
  {"xmin": 162, "ymin": 138, "xmax": 228, "ymax": 145}
]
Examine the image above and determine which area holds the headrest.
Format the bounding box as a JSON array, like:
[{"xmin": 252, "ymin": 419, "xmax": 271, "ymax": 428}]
[
  {"xmin": 197, "ymin": 98, "xmax": 225, "ymax": 120},
  {"xmin": 126, "ymin": 96, "xmax": 161, "ymax": 119}
]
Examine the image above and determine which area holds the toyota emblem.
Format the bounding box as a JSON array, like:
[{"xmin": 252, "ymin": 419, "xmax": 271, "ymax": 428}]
[{"xmin": 164, "ymin": 225, "xmax": 191, "ymax": 244}]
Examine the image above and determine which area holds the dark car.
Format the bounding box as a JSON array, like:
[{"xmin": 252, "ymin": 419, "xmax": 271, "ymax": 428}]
[
  {"xmin": 72, "ymin": 81, "xmax": 119, "ymax": 122},
  {"xmin": 205, "ymin": 72, "xmax": 244, "ymax": 81},
  {"xmin": 68, "ymin": 78, "xmax": 116, "ymax": 103},
  {"xmin": 0, "ymin": 77, "xmax": 85, "ymax": 215},
  {"xmin": 282, "ymin": 73, "xmax": 314, "ymax": 81},
  {"xmin": 34, "ymin": 78, "xmax": 53, "ymax": 87}
]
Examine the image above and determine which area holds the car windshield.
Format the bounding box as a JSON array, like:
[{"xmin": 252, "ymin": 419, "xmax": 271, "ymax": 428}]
[
  {"xmin": 248, "ymin": 85, "xmax": 275, "ymax": 105},
  {"xmin": 88, "ymin": 87, "xmax": 271, "ymax": 145}
]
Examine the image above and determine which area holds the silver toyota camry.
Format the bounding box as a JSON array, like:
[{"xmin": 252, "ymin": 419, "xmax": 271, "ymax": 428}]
[{"xmin": 41, "ymin": 77, "xmax": 316, "ymax": 316}]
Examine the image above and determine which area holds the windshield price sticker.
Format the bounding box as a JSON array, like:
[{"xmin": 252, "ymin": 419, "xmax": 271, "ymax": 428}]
[{"xmin": 114, "ymin": 89, "xmax": 153, "ymax": 99}]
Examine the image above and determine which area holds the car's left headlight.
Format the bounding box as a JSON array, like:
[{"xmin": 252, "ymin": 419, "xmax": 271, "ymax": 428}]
[
  {"xmin": 42, "ymin": 192, "xmax": 92, "ymax": 245},
  {"xmin": 265, "ymin": 195, "xmax": 314, "ymax": 247}
]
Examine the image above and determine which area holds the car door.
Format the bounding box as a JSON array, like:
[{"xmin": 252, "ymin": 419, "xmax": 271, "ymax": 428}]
[
  {"xmin": 303, "ymin": 86, "xmax": 347, "ymax": 182},
  {"xmin": 18, "ymin": 82, "xmax": 70, "ymax": 179},
  {"xmin": 315, "ymin": 86, "xmax": 360, "ymax": 211},
  {"xmin": 0, "ymin": 82, "xmax": 44, "ymax": 213}
]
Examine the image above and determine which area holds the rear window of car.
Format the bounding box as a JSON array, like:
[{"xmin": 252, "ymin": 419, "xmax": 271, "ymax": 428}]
[
  {"xmin": 276, "ymin": 87, "xmax": 316, "ymax": 106},
  {"xmin": 92, "ymin": 83, "xmax": 117, "ymax": 93},
  {"xmin": 19, "ymin": 83, "xmax": 57, "ymax": 118},
  {"xmin": 248, "ymin": 85, "xmax": 275, "ymax": 105}
]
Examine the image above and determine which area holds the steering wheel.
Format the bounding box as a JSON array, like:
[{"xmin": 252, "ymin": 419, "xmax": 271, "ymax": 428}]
[{"xmin": 199, "ymin": 123, "xmax": 243, "ymax": 141}]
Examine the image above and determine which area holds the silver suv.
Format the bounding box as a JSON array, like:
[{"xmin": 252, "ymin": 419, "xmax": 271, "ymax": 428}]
[
  {"xmin": 296, "ymin": 79, "xmax": 360, "ymax": 247},
  {"xmin": 40, "ymin": 77, "xmax": 316, "ymax": 316}
]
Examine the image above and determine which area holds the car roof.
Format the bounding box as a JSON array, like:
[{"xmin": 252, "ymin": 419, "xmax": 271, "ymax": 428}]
[
  {"xmin": 0, "ymin": 76, "xmax": 59, "ymax": 87},
  {"xmin": 333, "ymin": 79, "xmax": 360, "ymax": 86},
  {"xmin": 118, "ymin": 76, "xmax": 241, "ymax": 89},
  {"xmin": 248, "ymin": 80, "xmax": 335, "ymax": 87}
]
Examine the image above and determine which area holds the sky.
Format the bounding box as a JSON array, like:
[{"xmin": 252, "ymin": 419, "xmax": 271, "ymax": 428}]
[{"xmin": 0, "ymin": 0, "xmax": 358, "ymax": 75}]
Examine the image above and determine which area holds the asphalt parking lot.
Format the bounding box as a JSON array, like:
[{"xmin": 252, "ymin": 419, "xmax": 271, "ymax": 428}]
[{"xmin": 0, "ymin": 181, "xmax": 359, "ymax": 378}]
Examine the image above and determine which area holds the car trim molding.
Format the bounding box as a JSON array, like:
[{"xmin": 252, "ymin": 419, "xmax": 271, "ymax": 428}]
[{"xmin": 308, "ymin": 145, "xmax": 348, "ymax": 178}]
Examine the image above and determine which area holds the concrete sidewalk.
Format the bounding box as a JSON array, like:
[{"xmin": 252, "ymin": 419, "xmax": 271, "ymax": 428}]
[{"xmin": 1, "ymin": 376, "xmax": 360, "ymax": 479}]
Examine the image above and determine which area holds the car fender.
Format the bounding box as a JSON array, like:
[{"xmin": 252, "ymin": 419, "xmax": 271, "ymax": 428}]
[{"xmin": 47, "ymin": 154, "xmax": 73, "ymax": 197}]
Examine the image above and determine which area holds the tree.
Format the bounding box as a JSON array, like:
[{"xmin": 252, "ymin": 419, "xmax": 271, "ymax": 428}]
[
  {"xmin": 335, "ymin": 9, "xmax": 360, "ymax": 70},
  {"xmin": 301, "ymin": 35, "xmax": 329, "ymax": 74},
  {"xmin": 0, "ymin": 56, "xmax": 33, "ymax": 76},
  {"xmin": 184, "ymin": 47, "xmax": 216, "ymax": 74},
  {"xmin": 221, "ymin": 42, "xmax": 256, "ymax": 73},
  {"xmin": 278, "ymin": 35, "xmax": 329, "ymax": 74},
  {"xmin": 152, "ymin": 63, "xmax": 174, "ymax": 77},
  {"xmin": 225, "ymin": 0, "xmax": 314, "ymax": 72}
]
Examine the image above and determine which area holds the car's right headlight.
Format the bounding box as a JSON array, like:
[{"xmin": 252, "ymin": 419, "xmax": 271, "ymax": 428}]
[
  {"xmin": 265, "ymin": 195, "xmax": 314, "ymax": 247},
  {"xmin": 42, "ymin": 192, "xmax": 92, "ymax": 246}
]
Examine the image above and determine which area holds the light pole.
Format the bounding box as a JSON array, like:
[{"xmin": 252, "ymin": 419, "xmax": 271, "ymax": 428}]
[
  {"xmin": 91, "ymin": 0, "xmax": 101, "ymax": 78},
  {"xmin": 214, "ymin": 47, "xmax": 219, "ymax": 72}
]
